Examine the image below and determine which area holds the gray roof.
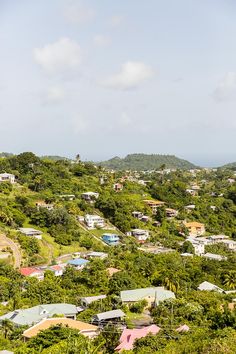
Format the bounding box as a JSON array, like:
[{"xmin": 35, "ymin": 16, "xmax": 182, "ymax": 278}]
[
  {"xmin": 93, "ymin": 309, "xmax": 125, "ymax": 321},
  {"xmin": 0, "ymin": 351, "xmax": 14, "ymax": 354},
  {"xmin": 81, "ymin": 295, "xmax": 107, "ymax": 306},
  {"xmin": 18, "ymin": 228, "xmax": 43, "ymax": 236},
  {"xmin": 0, "ymin": 303, "xmax": 77, "ymax": 326},
  {"xmin": 121, "ymin": 287, "xmax": 175, "ymax": 304},
  {"xmin": 203, "ymin": 253, "xmax": 226, "ymax": 261},
  {"xmin": 197, "ymin": 281, "xmax": 224, "ymax": 293}
]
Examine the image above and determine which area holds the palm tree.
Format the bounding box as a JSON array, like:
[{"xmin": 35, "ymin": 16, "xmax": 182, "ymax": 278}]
[
  {"xmin": 164, "ymin": 277, "xmax": 180, "ymax": 293},
  {"xmin": 1, "ymin": 319, "xmax": 13, "ymax": 339},
  {"xmin": 223, "ymin": 271, "xmax": 236, "ymax": 289}
]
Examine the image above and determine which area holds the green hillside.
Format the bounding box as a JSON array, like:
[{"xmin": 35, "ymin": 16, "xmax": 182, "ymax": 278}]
[
  {"xmin": 221, "ymin": 162, "xmax": 236, "ymax": 170},
  {"xmin": 98, "ymin": 153, "xmax": 197, "ymax": 170}
]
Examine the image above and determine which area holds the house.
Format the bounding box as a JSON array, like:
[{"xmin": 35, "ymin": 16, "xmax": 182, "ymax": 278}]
[
  {"xmin": 120, "ymin": 287, "xmax": 175, "ymax": 307},
  {"xmin": 113, "ymin": 183, "xmax": 123, "ymax": 192},
  {"xmin": 0, "ymin": 351, "xmax": 14, "ymax": 354},
  {"xmin": 153, "ymin": 221, "xmax": 161, "ymax": 227},
  {"xmin": 84, "ymin": 214, "xmax": 105, "ymax": 229},
  {"xmin": 185, "ymin": 189, "xmax": 197, "ymax": 196},
  {"xmin": 131, "ymin": 229, "xmax": 149, "ymax": 243},
  {"xmin": 166, "ymin": 208, "xmax": 178, "ymax": 217},
  {"xmin": 92, "ymin": 309, "xmax": 125, "ymax": 326},
  {"xmin": 86, "ymin": 252, "xmax": 108, "ymax": 260},
  {"xmin": 35, "ymin": 201, "xmax": 54, "ymax": 211},
  {"xmin": 20, "ymin": 267, "xmax": 44, "ymax": 281},
  {"xmin": 132, "ymin": 212, "xmax": 149, "ymax": 222},
  {"xmin": 132, "ymin": 211, "xmax": 143, "ymax": 219},
  {"xmin": 197, "ymin": 281, "xmax": 224, "ymax": 293},
  {"xmin": 115, "ymin": 325, "xmax": 161, "ymax": 352},
  {"xmin": 207, "ymin": 235, "xmax": 229, "ymax": 244},
  {"xmin": 18, "ymin": 228, "xmax": 43, "ymax": 240},
  {"xmin": 47, "ymin": 265, "xmax": 64, "ymax": 276},
  {"xmin": 67, "ymin": 258, "xmax": 89, "ymax": 270},
  {"xmin": 191, "ymin": 184, "xmax": 200, "ymax": 191},
  {"xmin": 181, "ymin": 252, "xmax": 194, "ymax": 257},
  {"xmin": 0, "ymin": 173, "xmax": 15, "ymax": 184},
  {"xmin": 189, "ymin": 240, "xmax": 205, "ymax": 256},
  {"xmin": 176, "ymin": 324, "xmax": 190, "ymax": 333},
  {"xmin": 80, "ymin": 295, "xmax": 107, "ymax": 308},
  {"xmin": 184, "ymin": 222, "xmax": 205, "ymax": 236},
  {"xmin": 22, "ymin": 318, "xmax": 98, "ymax": 340},
  {"xmin": 81, "ymin": 192, "xmax": 99, "ymax": 202},
  {"xmin": 185, "ymin": 205, "xmax": 196, "ymax": 211},
  {"xmin": 106, "ymin": 267, "xmax": 121, "ymax": 277},
  {"xmin": 203, "ymin": 253, "xmax": 226, "ymax": 261},
  {"xmin": 227, "ymin": 178, "xmax": 235, "ymax": 184},
  {"xmin": 102, "ymin": 233, "xmax": 120, "ymax": 245},
  {"xmin": 143, "ymin": 200, "xmax": 165, "ymax": 214},
  {"xmin": 221, "ymin": 239, "xmax": 236, "ymax": 251},
  {"xmin": 0, "ymin": 303, "xmax": 78, "ymax": 326}
]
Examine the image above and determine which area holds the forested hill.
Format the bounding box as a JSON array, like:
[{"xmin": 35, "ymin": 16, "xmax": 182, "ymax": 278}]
[
  {"xmin": 98, "ymin": 153, "xmax": 197, "ymax": 170},
  {"xmin": 221, "ymin": 162, "xmax": 236, "ymax": 170}
]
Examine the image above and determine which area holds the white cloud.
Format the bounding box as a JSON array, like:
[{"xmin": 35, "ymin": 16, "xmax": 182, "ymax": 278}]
[
  {"xmin": 45, "ymin": 86, "xmax": 66, "ymax": 103},
  {"xmin": 34, "ymin": 37, "xmax": 82, "ymax": 75},
  {"xmin": 93, "ymin": 34, "xmax": 111, "ymax": 47},
  {"xmin": 109, "ymin": 15, "xmax": 125, "ymax": 27},
  {"xmin": 102, "ymin": 61, "xmax": 154, "ymax": 90},
  {"xmin": 213, "ymin": 72, "xmax": 236, "ymax": 101},
  {"xmin": 64, "ymin": 2, "xmax": 95, "ymax": 24}
]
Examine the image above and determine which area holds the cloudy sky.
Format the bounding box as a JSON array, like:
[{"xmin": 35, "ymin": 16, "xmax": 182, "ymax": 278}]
[{"xmin": 0, "ymin": 0, "xmax": 236, "ymax": 166}]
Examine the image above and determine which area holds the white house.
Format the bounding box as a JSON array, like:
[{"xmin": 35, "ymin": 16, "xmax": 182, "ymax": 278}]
[
  {"xmin": 190, "ymin": 240, "xmax": 205, "ymax": 256},
  {"xmin": 131, "ymin": 229, "xmax": 149, "ymax": 243},
  {"xmin": 84, "ymin": 214, "xmax": 105, "ymax": 229},
  {"xmin": 0, "ymin": 173, "xmax": 15, "ymax": 184},
  {"xmin": 221, "ymin": 240, "xmax": 236, "ymax": 251},
  {"xmin": 207, "ymin": 235, "xmax": 229, "ymax": 244},
  {"xmin": 166, "ymin": 208, "xmax": 178, "ymax": 217},
  {"xmin": 197, "ymin": 281, "xmax": 224, "ymax": 293}
]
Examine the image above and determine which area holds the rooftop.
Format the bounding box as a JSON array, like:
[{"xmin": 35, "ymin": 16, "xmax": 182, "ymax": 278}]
[
  {"xmin": 93, "ymin": 309, "xmax": 125, "ymax": 321},
  {"xmin": 23, "ymin": 317, "xmax": 98, "ymax": 338},
  {"xmin": 67, "ymin": 258, "xmax": 89, "ymax": 266},
  {"xmin": 0, "ymin": 303, "xmax": 78, "ymax": 326}
]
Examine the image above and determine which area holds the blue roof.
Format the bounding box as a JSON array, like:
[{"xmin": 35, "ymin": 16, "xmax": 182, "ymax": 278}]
[{"xmin": 68, "ymin": 258, "xmax": 89, "ymax": 266}]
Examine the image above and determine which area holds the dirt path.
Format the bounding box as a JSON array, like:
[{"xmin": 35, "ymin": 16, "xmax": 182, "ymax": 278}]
[{"xmin": 0, "ymin": 234, "xmax": 22, "ymax": 268}]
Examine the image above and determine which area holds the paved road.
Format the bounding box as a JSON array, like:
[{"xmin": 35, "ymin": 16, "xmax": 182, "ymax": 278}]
[{"xmin": 0, "ymin": 234, "xmax": 22, "ymax": 268}]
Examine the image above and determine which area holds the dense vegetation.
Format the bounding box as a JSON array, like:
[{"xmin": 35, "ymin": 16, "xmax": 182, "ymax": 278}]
[
  {"xmin": 0, "ymin": 152, "xmax": 234, "ymax": 352},
  {"xmin": 97, "ymin": 153, "xmax": 197, "ymax": 171}
]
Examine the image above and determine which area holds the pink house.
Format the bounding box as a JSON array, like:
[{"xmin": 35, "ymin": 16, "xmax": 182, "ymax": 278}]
[{"xmin": 115, "ymin": 325, "xmax": 161, "ymax": 352}]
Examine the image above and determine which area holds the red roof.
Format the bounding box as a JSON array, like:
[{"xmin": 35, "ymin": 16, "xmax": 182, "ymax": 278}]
[
  {"xmin": 50, "ymin": 265, "xmax": 62, "ymax": 271},
  {"xmin": 20, "ymin": 267, "xmax": 42, "ymax": 276}
]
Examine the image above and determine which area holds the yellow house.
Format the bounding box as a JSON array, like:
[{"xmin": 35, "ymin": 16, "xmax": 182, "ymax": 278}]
[
  {"xmin": 184, "ymin": 221, "xmax": 205, "ymax": 236},
  {"xmin": 143, "ymin": 200, "xmax": 165, "ymax": 214}
]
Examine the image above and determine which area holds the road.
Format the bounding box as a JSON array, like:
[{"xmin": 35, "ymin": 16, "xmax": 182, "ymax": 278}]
[{"xmin": 0, "ymin": 234, "xmax": 22, "ymax": 268}]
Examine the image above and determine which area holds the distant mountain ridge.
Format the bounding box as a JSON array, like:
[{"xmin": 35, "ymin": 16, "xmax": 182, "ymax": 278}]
[
  {"xmin": 97, "ymin": 153, "xmax": 197, "ymax": 171},
  {"xmin": 221, "ymin": 162, "xmax": 236, "ymax": 169}
]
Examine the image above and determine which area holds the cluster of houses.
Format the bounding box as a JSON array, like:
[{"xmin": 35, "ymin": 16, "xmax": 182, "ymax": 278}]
[
  {"xmin": 0, "ymin": 280, "xmax": 234, "ymax": 351},
  {"xmin": 0, "ymin": 286, "xmax": 177, "ymax": 351}
]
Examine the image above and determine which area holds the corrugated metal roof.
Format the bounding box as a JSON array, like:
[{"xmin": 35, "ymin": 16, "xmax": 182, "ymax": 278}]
[{"xmin": 94, "ymin": 309, "xmax": 125, "ymax": 321}]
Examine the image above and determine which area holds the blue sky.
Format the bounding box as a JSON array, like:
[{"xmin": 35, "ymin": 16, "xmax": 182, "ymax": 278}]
[{"xmin": 0, "ymin": 0, "xmax": 236, "ymax": 166}]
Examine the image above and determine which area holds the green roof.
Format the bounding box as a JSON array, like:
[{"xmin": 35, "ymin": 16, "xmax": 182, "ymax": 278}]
[
  {"xmin": 120, "ymin": 287, "xmax": 175, "ymax": 305},
  {"xmin": 0, "ymin": 303, "xmax": 77, "ymax": 326}
]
